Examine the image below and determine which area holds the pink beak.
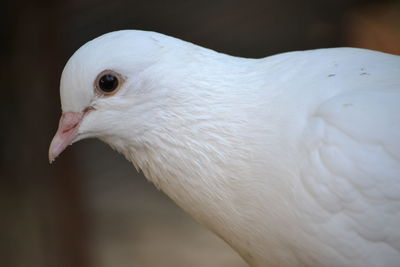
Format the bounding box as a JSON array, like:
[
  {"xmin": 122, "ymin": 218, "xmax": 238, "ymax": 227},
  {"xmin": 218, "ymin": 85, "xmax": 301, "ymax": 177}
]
[{"xmin": 48, "ymin": 112, "xmax": 84, "ymax": 163}]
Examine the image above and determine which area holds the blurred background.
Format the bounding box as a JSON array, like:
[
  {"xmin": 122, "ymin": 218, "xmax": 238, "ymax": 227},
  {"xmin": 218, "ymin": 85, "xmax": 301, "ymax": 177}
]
[{"xmin": 2, "ymin": 0, "xmax": 400, "ymax": 266}]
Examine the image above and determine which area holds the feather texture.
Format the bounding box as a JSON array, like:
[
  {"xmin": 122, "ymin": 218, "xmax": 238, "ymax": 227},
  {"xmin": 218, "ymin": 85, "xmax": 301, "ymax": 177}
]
[{"xmin": 53, "ymin": 30, "xmax": 400, "ymax": 267}]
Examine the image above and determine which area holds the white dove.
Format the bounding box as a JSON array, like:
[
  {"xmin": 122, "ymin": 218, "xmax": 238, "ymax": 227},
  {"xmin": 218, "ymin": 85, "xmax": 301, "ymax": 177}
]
[{"xmin": 49, "ymin": 30, "xmax": 400, "ymax": 267}]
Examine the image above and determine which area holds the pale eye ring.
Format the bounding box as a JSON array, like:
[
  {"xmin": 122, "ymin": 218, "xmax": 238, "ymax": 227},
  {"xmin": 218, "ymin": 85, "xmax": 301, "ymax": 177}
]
[{"xmin": 95, "ymin": 70, "xmax": 123, "ymax": 95}]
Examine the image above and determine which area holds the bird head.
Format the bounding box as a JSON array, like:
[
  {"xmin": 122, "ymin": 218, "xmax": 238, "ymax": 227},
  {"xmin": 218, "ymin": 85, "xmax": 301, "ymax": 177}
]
[{"xmin": 49, "ymin": 30, "xmax": 183, "ymax": 163}]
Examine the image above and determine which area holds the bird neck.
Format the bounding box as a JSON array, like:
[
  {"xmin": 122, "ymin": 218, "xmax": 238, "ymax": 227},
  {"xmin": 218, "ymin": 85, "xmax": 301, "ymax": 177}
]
[{"xmin": 102, "ymin": 48, "xmax": 298, "ymax": 265}]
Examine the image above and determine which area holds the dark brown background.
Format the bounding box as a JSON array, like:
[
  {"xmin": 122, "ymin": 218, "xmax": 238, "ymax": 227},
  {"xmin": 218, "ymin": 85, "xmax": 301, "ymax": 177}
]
[{"xmin": 2, "ymin": 0, "xmax": 399, "ymax": 266}]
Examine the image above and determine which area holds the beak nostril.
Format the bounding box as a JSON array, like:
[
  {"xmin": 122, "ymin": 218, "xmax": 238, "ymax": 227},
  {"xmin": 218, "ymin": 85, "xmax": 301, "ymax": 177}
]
[{"xmin": 62, "ymin": 122, "xmax": 80, "ymax": 133}]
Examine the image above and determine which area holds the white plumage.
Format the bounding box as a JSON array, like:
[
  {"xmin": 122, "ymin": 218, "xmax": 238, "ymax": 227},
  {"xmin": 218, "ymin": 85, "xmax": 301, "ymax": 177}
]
[{"xmin": 49, "ymin": 30, "xmax": 400, "ymax": 267}]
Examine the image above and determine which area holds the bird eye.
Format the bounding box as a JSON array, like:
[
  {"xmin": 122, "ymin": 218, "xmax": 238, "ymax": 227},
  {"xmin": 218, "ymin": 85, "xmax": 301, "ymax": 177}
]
[{"xmin": 95, "ymin": 70, "xmax": 123, "ymax": 95}]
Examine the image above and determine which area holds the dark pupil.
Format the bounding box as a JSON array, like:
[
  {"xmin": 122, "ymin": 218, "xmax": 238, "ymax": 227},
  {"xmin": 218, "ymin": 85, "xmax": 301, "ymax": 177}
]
[{"xmin": 99, "ymin": 74, "xmax": 118, "ymax": 92}]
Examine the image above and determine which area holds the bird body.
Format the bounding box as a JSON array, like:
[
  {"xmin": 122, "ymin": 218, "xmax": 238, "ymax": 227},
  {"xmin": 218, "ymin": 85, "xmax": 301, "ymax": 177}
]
[{"xmin": 49, "ymin": 30, "xmax": 400, "ymax": 267}]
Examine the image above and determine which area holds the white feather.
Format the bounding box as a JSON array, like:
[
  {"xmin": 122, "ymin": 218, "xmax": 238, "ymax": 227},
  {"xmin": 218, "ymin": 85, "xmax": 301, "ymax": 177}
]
[{"xmin": 59, "ymin": 30, "xmax": 400, "ymax": 267}]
